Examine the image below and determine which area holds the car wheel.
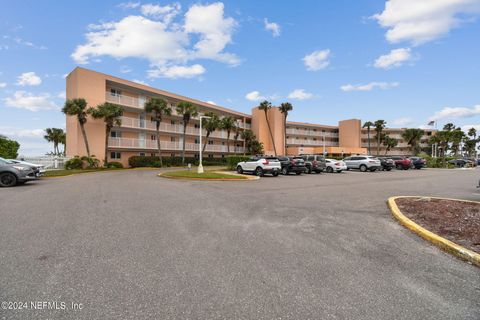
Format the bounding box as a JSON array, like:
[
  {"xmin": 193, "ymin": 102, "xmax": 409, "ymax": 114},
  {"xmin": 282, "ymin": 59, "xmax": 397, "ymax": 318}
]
[
  {"xmin": 236, "ymin": 166, "xmax": 243, "ymax": 174},
  {"xmin": 326, "ymin": 166, "xmax": 333, "ymax": 173},
  {"xmin": 403, "ymin": 166, "xmax": 409, "ymax": 170},
  {"xmin": 255, "ymin": 167, "xmax": 264, "ymax": 177},
  {"xmin": 396, "ymin": 164, "xmax": 402, "ymax": 170},
  {"xmin": 0, "ymin": 172, "xmax": 18, "ymax": 187},
  {"xmin": 386, "ymin": 168, "xmax": 392, "ymax": 171},
  {"xmin": 272, "ymin": 170, "xmax": 279, "ymax": 177},
  {"xmin": 370, "ymin": 168, "xmax": 376, "ymax": 172},
  {"xmin": 281, "ymin": 167, "xmax": 288, "ymax": 175},
  {"xmin": 296, "ymin": 171, "xmax": 302, "ymax": 175},
  {"xmin": 360, "ymin": 164, "xmax": 367, "ymax": 172},
  {"xmin": 337, "ymin": 170, "xmax": 342, "ymax": 173}
]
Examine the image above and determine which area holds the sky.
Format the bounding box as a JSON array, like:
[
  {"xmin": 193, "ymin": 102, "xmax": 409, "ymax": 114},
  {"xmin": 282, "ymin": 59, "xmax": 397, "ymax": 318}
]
[{"xmin": 1, "ymin": 0, "xmax": 480, "ymax": 156}]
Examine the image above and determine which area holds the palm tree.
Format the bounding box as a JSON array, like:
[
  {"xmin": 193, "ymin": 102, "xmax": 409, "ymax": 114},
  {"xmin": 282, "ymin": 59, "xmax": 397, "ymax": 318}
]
[
  {"xmin": 176, "ymin": 102, "xmax": 198, "ymax": 165},
  {"xmin": 89, "ymin": 102, "xmax": 124, "ymax": 166},
  {"xmin": 279, "ymin": 102, "xmax": 293, "ymax": 155},
  {"xmin": 362, "ymin": 121, "xmax": 374, "ymax": 155},
  {"xmin": 44, "ymin": 128, "xmax": 65, "ymax": 155},
  {"xmin": 220, "ymin": 116, "xmax": 236, "ymax": 154},
  {"xmin": 201, "ymin": 112, "xmax": 220, "ymax": 153},
  {"xmin": 233, "ymin": 124, "xmax": 241, "ymax": 154},
  {"xmin": 401, "ymin": 128, "xmax": 425, "ymax": 155},
  {"xmin": 59, "ymin": 130, "xmax": 66, "ymax": 155},
  {"xmin": 467, "ymin": 127, "xmax": 477, "ymax": 157},
  {"xmin": 374, "ymin": 120, "xmax": 386, "ymax": 156},
  {"xmin": 62, "ymin": 98, "xmax": 91, "ymax": 156},
  {"xmin": 383, "ymin": 136, "xmax": 398, "ymax": 155},
  {"xmin": 144, "ymin": 97, "xmax": 171, "ymax": 166},
  {"xmin": 258, "ymin": 100, "xmax": 277, "ymax": 155},
  {"xmin": 241, "ymin": 130, "xmax": 255, "ymax": 156}
]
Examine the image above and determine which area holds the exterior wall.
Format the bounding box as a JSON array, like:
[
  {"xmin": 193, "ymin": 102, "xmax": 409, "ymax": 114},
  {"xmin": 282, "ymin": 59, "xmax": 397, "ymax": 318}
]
[{"xmin": 339, "ymin": 119, "xmax": 362, "ymax": 148}]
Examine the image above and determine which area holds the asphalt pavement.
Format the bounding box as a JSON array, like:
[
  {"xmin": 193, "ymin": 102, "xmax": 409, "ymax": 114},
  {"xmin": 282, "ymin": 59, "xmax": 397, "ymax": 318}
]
[{"xmin": 1, "ymin": 168, "xmax": 479, "ymax": 319}]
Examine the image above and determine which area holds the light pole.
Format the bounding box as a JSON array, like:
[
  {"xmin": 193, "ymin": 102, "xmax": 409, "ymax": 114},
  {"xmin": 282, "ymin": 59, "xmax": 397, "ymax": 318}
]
[
  {"xmin": 322, "ymin": 131, "xmax": 326, "ymax": 156},
  {"xmin": 198, "ymin": 115, "xmax": 211, "ymax": 174}
]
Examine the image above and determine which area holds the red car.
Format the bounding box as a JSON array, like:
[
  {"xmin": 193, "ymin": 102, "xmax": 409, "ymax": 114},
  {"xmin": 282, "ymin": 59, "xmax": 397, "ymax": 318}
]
[{"xmin": 390, "ymin": 156, "xmax": 412, "ymax": 170}]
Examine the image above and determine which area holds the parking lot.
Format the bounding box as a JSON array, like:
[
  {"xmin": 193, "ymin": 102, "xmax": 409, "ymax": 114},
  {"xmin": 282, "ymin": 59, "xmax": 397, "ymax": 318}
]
[{"xmin": 1, "ymin": 168, "xmax": 479, "ymax": 319}]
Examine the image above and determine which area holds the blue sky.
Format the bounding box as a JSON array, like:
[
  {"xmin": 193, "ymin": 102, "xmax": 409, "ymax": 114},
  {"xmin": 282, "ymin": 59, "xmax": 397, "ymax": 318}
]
[{"xmin": 1, "ymin": 0, "xmax": 480, "ymax": 155}]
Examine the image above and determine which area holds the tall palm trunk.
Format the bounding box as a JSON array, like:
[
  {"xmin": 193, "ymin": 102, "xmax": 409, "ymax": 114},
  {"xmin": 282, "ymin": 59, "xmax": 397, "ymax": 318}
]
[
  {"xmin": 80, "ymin": 122, "xmax": 91, "ymax": 157},
  {"xmin": 202, "ymin": 132, "xmax": 211, "ymax": 153},
  {"xmin": 181, "ymin": 121, "xmax": 187, "ymax": 165},
  {"xmin": 156, "ymin": 122, "xmax": 163, "ymax": 166},
  {"xmin": 104, "ymin": 125, "xmax": 111, "ymax": 166},
  {"xmin": 264, "ymin": 110, "xmax": 277, "ymax": 156},
  {"xmin": 376, "ymin": 134, "xmax": 380, "ymax": 156},
  {"xmin": 367, "ymin": 128, "xmax": 371, "ymax": 155},
  {"xmin": 284, "ymin": 115, "xmax": 287, "ymax": 155},
  {"xmin": 226, "ymin": 130, "xmax": 231, "ymax": 153}
]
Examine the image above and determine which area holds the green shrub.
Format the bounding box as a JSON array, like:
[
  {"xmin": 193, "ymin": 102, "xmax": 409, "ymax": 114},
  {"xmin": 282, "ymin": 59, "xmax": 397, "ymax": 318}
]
[
  {"xmin": 107, "ymin": 161, "xmax": 123, "ymax": 168},
  {"xmin": 129, "ymin": 156, "xmax": 160, "ymax": 167},
  {"xmin": 80, "ymin": 156, "xmax": 100, "ymax": 168},
  {"xmin": 226, "ymin": 155, "xmax": 251, "ymax": 170},
  {"xmin": 65, "ymin": 156, "xmax": 83, "ymax": 170},
  {"xmin": 129, "ymin": 155, "xmax": 228, "ymax": 168}
]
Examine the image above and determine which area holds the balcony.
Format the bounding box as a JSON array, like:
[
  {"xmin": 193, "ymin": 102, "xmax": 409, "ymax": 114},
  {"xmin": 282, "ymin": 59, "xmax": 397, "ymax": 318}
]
[
  {"xmin": 108, "ymin": 137, "xmax": 245, "ymax": 153},
  {"xmin": 117, "ymin": 116, "xmax": 238, "ymax": 139},
  {"xmin": 286, "ymin": 128, "xmax": 338, "ymax": 138},
  {"xmin": 286, "ymin": 139, "xmax": 338, "ymax": 147}
]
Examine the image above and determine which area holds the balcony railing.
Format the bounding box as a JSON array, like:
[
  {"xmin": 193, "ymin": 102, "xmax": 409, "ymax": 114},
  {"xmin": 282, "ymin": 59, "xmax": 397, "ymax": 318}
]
[
  {"xmin": 286, "ymin": 139, "xmax": 338, "ymax": 147},
  {"xmin": 108, "ymin": 137, "xmax": 244, "ymax": 153},
  {"xmin": 286, "ymin": 128, "xmax": 338, "ymax": 137},
  {"xmin": 117, "ymin": 116, "xmax": 240, "ymax": 140}
]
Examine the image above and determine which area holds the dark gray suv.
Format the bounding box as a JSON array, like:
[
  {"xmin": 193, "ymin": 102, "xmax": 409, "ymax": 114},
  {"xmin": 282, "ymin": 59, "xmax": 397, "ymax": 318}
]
[
  {"xmin": 0, "ymin": 157, "xmax": 37, "ymax": 187},
  {"xmin": 301, "ymin": 154, "xmax": 326, "ymax": 174}
]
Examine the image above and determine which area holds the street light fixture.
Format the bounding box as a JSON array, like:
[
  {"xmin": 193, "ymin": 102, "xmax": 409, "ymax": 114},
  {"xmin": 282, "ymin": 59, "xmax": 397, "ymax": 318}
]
[{"xmin": 198, "ymin": 115, "xmax": 211, "ymax": 174}]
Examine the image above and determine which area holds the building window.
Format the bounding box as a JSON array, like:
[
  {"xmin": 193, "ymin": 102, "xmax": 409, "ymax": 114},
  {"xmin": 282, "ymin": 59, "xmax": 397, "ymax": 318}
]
[
  {"xmin": 110, "ymin": 131, "xmax": 121, "ymax": 138},
  {"xmin": 151, "ymin": 134, "xmax": 156, "ymax": 140},
  {"xmin": 194, "ymin": 139, "xmax": 199, "ymax": 144},
  {"xmin": 208, "ymin": 140, "xmax": 213, "ymax": 145},
  {"xmin": 139, "ymin": 152, "xmax": 145, "ymax": 156},
  {"xmin": 221, "ymin": 154, "xmax": 225, "ymax": 158},
  {"xmin": 170, "ymin": 153, "xmax": 175, "ymax": 157},
  {"xmin": 222, "ymin": 141, "xmax": 225, "ymax": 145},
  {"xmin": 171, "ymin": 137, "xmax": 175, "ymax": 142},
  {"xmin": 171, "ymin": 120, "xmax": 176, "ymax": 125},
  {"xmin": 194, "ymin": 124, "xmax": 200, "ymax": 129},
  {"xmin": 151, "ymin": 153, "xmax": 156, "ymax": 157},
  {"xmin": 194, "ymin": 154, "xmax": 199, "ymax": 159},
  {"xmin": 208, "ymin": 154, "xmax": 213, "ymax": 158},
  {"xmin": 110, "ymin": 88, "xmax": 121, "ymax": 97},
  {"xmin": 110, "ymin": 152, "xmax": 121, "ymax": 159}
]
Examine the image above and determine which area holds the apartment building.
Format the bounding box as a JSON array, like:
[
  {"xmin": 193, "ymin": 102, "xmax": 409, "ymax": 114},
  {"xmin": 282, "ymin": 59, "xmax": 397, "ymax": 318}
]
[{"xmin": 66, "ymin": 67, "xmax": 435, "ymax": 166}]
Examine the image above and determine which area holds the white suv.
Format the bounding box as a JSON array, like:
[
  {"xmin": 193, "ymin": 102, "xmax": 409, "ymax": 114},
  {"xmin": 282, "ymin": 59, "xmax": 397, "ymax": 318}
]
[
  {"xmin": 343, "ymin": 156, "xmax": 381, "ymax": 172},
  {"xmin": 236, "ymin": 156, "xmax": 281, "ymax": 177}
]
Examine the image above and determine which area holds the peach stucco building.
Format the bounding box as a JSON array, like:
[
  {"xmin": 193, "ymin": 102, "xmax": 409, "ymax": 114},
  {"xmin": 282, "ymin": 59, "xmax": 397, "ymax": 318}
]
[{"xmin": 66, "ymin": 67, "xmax": 435, "ymax": 166}]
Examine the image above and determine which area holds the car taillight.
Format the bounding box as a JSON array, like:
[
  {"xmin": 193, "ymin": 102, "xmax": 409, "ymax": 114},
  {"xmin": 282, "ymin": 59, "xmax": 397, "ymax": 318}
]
[
  {"xmin": 335, "ymin": 162, "xmax": 340, "ymax": 166},
  {"xmin": 263, "ymin": 160, "xmax": 269, "ymax": 165},
  {"xmin": 313, "ymin": 160, "xmax": 317, "ymax": 165}
]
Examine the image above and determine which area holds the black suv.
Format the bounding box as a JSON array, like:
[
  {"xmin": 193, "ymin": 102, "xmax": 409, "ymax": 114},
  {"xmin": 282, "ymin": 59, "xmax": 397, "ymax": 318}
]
[
  {"xmin": 301, "ymin": 154, "xmax": 326, "ymax": 174},
  {"xmin": 377, "ymin": 157, "xmax": 394, "ymax": 171},
  {"xmin": 409, "ymin": 157, "xmax": 427, "ymax": 169},
  {"xmin": 278, "ymin": 156, "xmax": 307, "ymax": 175}
]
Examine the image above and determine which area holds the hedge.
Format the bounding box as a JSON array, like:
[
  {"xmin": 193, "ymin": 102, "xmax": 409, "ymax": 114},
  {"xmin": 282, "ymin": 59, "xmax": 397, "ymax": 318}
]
[
  {"xmin": 226, "ymin": 155, "xmax": 251, "ymax": 170},
  {"xmin": 128, "ymin": 156, "xmax": 228, "ymax": 168}
]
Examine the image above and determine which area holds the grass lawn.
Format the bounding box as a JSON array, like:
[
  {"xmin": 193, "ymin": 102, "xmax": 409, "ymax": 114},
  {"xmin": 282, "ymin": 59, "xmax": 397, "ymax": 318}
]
[
  {"xmin": 161, "ymin": 170, "xmax": 247, "ymax": 180},
  {"xmin": 44, "ymin": 168, "xmax": 125, "ymax": 177}
]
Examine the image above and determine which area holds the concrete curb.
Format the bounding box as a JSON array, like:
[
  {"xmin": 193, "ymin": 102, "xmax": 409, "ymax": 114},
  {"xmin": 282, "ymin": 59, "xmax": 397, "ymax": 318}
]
[
  {"xmin": 387, "ymin": 196, "xmax": 480, "ymax": 267},
  {"xmin": 158, "ymin": 171, "xmax": 257, "ymax": 181}
]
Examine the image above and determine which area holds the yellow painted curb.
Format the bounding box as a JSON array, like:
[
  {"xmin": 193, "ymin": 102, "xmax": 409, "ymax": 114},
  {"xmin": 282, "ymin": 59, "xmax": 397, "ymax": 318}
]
[{"xmin": 388, "ymin": 196, "xmax": 480, "ymax": 267}]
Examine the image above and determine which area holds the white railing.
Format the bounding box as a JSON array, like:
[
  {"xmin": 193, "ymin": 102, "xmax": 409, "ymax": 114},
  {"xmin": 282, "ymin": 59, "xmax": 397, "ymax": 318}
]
[
  {"xmin": 286, "ymin": 139, "xmax": 338, "ymax": 147},
  {"xmin": 286, "ymin": 128, "xmax": 339, "ymax": 137},
  {"xmin": 17, "ymin": 156, "xmax": 71, "ymax": 170},
  {"xmin": 108, "ymin": 138, "xmax": 244, "ymax": 153}
]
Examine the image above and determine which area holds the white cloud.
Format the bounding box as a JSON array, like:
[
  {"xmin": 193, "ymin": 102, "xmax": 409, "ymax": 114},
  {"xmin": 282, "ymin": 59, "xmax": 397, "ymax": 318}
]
[
  {"xmin": 72, "ymin": 3, "xmax": 238, "ymax": 79},
  {"xmin": 118, "ymin": 2, "xmax": 140, "ymax": 9},
  {"xmin": 0, "ymin": 82, "xmax": 6, "ymax": 88},
  {"xmin": 372, "ymin": 0, "xmax": 480, "ymax": 45},
  {"xmin": 120, "ymin": 65, "xmax": 132, "ymax": 73},
  {"xmin": 148, "ymin": 64, "xmax": 205, "ymax": 79},
  {"xmin": 392, "ymin": 117, "xmax": 414, "ymax": 126},
  {"xmin": 341, "ymin": 82, "xmax": 399, "ymax": 92},
  {"xmin": 288, "ymin": 89, "xmax": 313, "ymax": 100},
  {"xmin": 0, "ymin": 126, "xmax": 45, "ymax": 138},
  {"xmin": 245, "ymin": 91, "xmax": 266, "ymax": 102},
  {"xmin": 16, "ymin": 72, "xmax": 42, "ymax": 86},
  {"xmin": 374, "ymin": 48, "xmax": 412, "ymax": 69},
  {"xmin": 141, "ymin": 3, "xmax": 181, "ymax": 24},
  {"xmin": 264, "ymin": 18, "xmax": 280, "ymax": 37},
  {"xmin": 303, "ymin": 49, "xmax": 330, "ymax": 71},
  {"xmin": 4, "ymin": 91, "xmax": 58, "ymax": 112},
  {"xmin": 430, "ymin": 104, "xmax": 480, "ymax": 121},
  {"xmin": 57, "ymin": 91, "xmax": 66, "ymax": 99},
  {"xmin": 461, "ymin": 124, "xmax": 480, "ymax": 132},
  {"xmin": 206, "ymin": 100, "xmax": 217, "ymax": 105},
  {"xmin": 132, "ymin": 79, "xmax": 148, "ymax": 85}
]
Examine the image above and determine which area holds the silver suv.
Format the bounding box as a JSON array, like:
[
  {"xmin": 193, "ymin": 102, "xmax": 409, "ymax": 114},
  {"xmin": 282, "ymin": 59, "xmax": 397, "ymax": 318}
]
[{"xmin": 343, "ymin": 156, "xmax": 382, "ymax": 172}]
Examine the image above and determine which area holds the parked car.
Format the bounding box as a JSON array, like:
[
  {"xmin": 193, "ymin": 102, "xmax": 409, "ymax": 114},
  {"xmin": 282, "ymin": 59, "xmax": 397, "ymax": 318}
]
[
  {"xmin": 0, "ymin": 157, "xmax": 38, "ymax": 187},
  {"xmin": 324, "ymin": 159, "xmax": 347, "ymax": 173},
  {"xmin": 409, "ymin": 157, "xmax": 427, "ymax": 169},
  {"xmin": 8, "ymin": 159, "xmax": 46, "ymax": 176},
  {"xmin": 390, "ymin": 156, "xmax": 412, "ymax": 170},
  {"xmin": 278, "ymin": 156, "xmax": 307, "ymax": 175},
  {"xmin": 343, "ymin": 156, "xmax": 382, "ymax": 172},
  {"xmin": 236, "ymin": 156, "xmax": 281, "ymax": 176},
  {"xmin": 448, "ymin": 159, "xmax": 473, "ymax": 168},
  {"xmin": 300, "ymin": 154, "xmax": 326, "ymax": 174},
  {"xmin": 377, "ymin": 157, "xmax": 395, "ymax": 171}
]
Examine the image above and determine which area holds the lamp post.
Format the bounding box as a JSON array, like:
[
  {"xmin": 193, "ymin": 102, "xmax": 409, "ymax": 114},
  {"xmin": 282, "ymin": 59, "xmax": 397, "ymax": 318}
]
[
  {"xmin": 198, "ymin": 115, "xmax": 211, "ymax": 174},
  {"xmin": 322, "ymin": 131, "xmax": 326, "ymax": 156}
]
